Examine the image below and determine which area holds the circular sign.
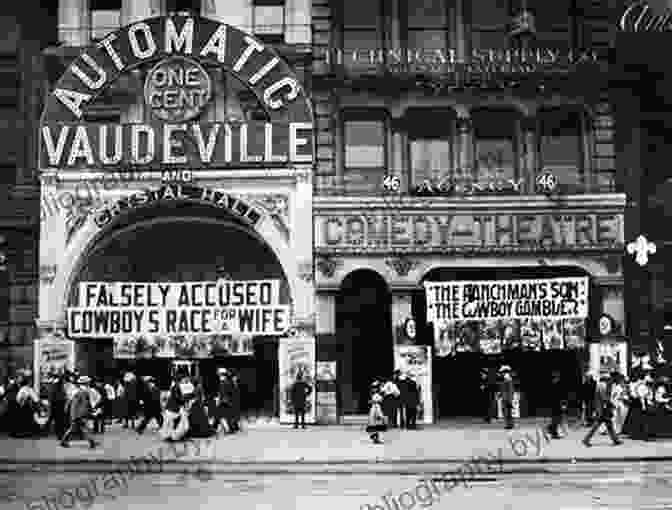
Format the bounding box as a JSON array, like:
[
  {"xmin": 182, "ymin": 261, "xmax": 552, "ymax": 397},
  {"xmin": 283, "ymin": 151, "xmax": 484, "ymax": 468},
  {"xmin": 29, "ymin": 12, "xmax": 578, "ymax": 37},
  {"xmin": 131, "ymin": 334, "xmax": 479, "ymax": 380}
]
[
  {"xmin": 405, "ymin": 318, "xmax": 417, "ymax": 340},
  {"xmin": 144, "ymin": 56, "xmax": 212, "ymax": 122},
  {"xmin": 599, "ymin": 314, "xmax": 613, "ymax": 336}
]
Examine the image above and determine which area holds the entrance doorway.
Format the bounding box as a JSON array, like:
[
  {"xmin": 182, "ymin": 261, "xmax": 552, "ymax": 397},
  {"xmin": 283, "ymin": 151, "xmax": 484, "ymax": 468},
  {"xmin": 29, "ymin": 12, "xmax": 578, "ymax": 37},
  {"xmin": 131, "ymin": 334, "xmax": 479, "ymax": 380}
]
[{"xmin": 336, "ymin": 270, "xmax": 392, "ymax": 414}]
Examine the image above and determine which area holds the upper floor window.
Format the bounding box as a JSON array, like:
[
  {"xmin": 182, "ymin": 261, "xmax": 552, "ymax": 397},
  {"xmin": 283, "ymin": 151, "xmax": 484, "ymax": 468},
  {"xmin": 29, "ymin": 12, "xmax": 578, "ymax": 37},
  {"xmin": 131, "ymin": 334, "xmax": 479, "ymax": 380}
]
[
  {"xmin": 469, "ymin": 0, "xmax": 510, "ymax": 51},
  {"xmin": 166, "ymin": 0, "xmax": 201, "ymax": 14},
  {"xmin": 471, "ymin": 109, "xmax": 518, "ymax": 183},
  {"xmin": 253, "ymin": 0, "xmax": 286, "ymax": 44},
  {"xmin": 90, "ymin": 0, "xmax": 121, "ymax": 41},
  {"xmin": 342, "ymin": 0, "xmax": 383, "ymax": 72},
  {"xmin": 539, "ymin": 108, "xmax": 584, "ymax": 191},
  {"xmin": 343, "ymin": 111, "xmax": 387, "ymax": 193},
  {"xmin": 403, "ymin": 0, "xmax": 452, "ymax": 53},
  {"xmin": 407, "ymin": 109, "xmax": 455, "ymax": 187}
]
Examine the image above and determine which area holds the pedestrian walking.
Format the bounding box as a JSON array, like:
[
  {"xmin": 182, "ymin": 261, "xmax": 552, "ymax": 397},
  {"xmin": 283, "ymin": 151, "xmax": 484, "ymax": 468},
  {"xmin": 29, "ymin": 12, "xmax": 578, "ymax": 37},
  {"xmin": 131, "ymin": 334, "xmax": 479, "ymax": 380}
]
[
  {"xmin": 290, "ymin": 370, "xmax": 312, "ymax": 429},
  {"xmin": 366, "ymin": 381, "xmax": 387, "ymax": 444},
  {"xmin": 61, "ymin": 376, "xmax": 100, "ymax": 449},
  {"xmin": 582, "ymin": 375, "xmax": 622, "ymax": 447},
  {"xmin": 136, "ymin": 376, "xmax": 163, "ymax": 434},
  {"xmin": 122, "ymin": 372, "xmax": 138, "ymax": 429},
  {"xmin": 499, "ymin": 365, "xmax": 515, "ymax": 430},
  {"xmin": 13, "ymin": 374, "xmax": 43, "ymax": 438},
  {"xmin": 581, "ymin": 370, "xmax": 597, "ymax": 426},
  {"xmin": 88, "ymin": 378, "xmax": 105, "ymax": 434},
  {"xmin": 47, "ymin": 373, "xmax": 68, "ymax": 440},
  {"xmin": 610, "ymin": 372, "xmax": 628, "ymax": 435}
]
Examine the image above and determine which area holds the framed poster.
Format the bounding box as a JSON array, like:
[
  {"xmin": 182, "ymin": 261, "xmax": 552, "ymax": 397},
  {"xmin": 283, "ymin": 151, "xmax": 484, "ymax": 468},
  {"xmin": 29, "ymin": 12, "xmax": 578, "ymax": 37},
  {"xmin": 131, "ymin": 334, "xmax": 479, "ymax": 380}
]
[
  {"xmin": 590, "ymin": 341, "xmax": 628, "ymax": 379},
  {"xmin": 33, "ymin": 337, "xmax": 75, "ymax": 394},
  {"xmin": 278, "ymin": 333, "xmax": 316, "ymax": 424},
  {"xmin": 394, "ymin": 345, "xmax": 433, "ymax": 424},
  {"xmin": 316, "ymin": 361, "xmax": 336, "ymax": 381}
]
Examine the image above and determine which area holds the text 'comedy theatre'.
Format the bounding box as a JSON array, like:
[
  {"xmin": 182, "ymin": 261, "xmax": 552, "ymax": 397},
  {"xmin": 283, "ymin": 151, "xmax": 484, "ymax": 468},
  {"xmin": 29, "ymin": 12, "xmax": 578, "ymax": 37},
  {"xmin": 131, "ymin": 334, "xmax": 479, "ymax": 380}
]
[{"xmin": 2, "ymin": 0, "xmax": 629, "ymax": 423}]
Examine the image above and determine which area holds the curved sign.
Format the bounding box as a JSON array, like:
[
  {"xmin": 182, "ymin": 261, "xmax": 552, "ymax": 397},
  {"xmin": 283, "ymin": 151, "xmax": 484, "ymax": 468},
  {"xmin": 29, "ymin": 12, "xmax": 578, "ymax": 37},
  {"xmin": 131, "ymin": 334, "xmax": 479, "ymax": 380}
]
[{"xmin": 39, "ymin": 15, "xmax": 314, "ymax": 169}]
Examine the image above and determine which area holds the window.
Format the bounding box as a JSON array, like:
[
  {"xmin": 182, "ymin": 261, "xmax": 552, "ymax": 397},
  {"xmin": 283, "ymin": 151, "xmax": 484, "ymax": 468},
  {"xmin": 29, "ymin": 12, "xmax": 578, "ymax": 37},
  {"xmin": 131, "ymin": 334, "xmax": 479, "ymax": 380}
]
[
  {"xmin": 253, "ymin": 0, "xmax": 285, "ymax": 43},
  {"xmin": 527, "ymin": 0, "xmax": 574, "ymax": 51},
  {"xmin": 90, "ymin": 0, "xmax": 121, "ymax": 41},
  {"xmin": 342, "ymin": 0, "xmax": 382, "ymax": 73},
  {"xmin": 166, "ymin": 0, "xmax": 201, "ymax": 13},
  {"xmin": 404, "ymin": 0, "xmax": 451, "ymax": 53},
  {"xmin": 343, "ymin": 112, "xmax": 387, "ymax": 192},
  {"xmin": 469, "ymin": 0, "xmax": 510, "ymax": 51},
  {"xmin": 407, "ymin": 109, "xmax": 455, "ymax": 186},
  {"xmin": 591, "ymin": 103, "xmax": 615, "ymax": 192},
  {"xmin": 471, "ymin": 109, "xmax": 518, "ymax": 182},
  {"xmin": 539, "ymin": 108, "xmax": 584, "ymax": 191}
]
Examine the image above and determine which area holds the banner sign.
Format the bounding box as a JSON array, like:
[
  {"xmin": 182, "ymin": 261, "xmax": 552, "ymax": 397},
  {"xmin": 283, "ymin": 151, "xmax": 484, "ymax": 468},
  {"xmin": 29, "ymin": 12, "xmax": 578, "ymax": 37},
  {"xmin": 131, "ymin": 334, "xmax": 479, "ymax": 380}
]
[
  {"xmin": 33, "ymin": 337, "xmax": 76, "ymax": 394},
  {"xmin": 394, "ymin": 345, "xmax": 433, "ymax": 424},
  {"xmin": 315, "ymin": 213, "xmax": 623, "ymax": 251},
  {"xmin": 278, "ymin": 333, "xmax": 316, "ymax": 424},
  {"xmin": 67, "ymin": 280, "xmax": 290, "ymax": 338},
  {"xmin": 425, "ymin": 277, "xmax": 589, "ymax": 323},
  {"xmin": 40, "ymin": 121, "xmax": 313, "ymax": 169}
]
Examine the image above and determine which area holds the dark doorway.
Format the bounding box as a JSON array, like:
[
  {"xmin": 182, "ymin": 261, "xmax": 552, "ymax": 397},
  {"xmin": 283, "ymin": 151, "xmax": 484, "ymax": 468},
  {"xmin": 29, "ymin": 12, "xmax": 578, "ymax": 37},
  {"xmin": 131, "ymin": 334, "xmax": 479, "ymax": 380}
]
[{"xmin": 336, "ymin": 270, "xmax": 392, "ymax": 414}]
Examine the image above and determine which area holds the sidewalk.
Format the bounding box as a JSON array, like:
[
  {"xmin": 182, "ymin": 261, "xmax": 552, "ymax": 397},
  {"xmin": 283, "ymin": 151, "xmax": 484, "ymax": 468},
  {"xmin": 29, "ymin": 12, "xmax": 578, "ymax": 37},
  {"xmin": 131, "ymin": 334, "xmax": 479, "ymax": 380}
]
[{"xmin": 1, "ymin": 418, "xmax": 671, "ymax": 467}]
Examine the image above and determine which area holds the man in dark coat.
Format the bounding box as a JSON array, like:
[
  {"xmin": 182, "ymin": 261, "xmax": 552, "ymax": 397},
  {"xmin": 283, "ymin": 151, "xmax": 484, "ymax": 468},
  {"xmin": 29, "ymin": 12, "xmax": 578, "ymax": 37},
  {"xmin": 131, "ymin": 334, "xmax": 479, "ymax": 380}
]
[
  {"xmin": 581, "ymin": 370, "xmax": 597, "ymax": 426},
  {"xmin": 483, "ymin": 366, "xmax": 499, "ymax": 423},
  {"xmin": 583, "ymin": 376, "xmax": 622, "ymax": 447},
  {"xmin": 229, "ymin": 371, "xmax": 241, "ymax": 432},
  {"xmin": 61, "ymin": 376, "xmax": 99, "ymax": 449},
  {"xmin": 401, "ymin": 373, "xmax": 420, "ymax": 429},
  {"xmin": 499, "ymin": 365, "xmax": 515, "ymax": 429},
  {"xmin": 290, "ymin": 371, "xmax": 312, "ymax": 429},
  {"xmin": 214, "ymin": 368, "xmax": 234, "ymax": 433},
  {"xmin": 47, "ymin": 374, "xmax": 68, "ymax": 439},
  {"xmin": 136, "ymin": 377, "xmax": 163, "ymax": 434},
  {"xmin": 546, "ymin": 371, "xmax": 564, "ymax": 439}
]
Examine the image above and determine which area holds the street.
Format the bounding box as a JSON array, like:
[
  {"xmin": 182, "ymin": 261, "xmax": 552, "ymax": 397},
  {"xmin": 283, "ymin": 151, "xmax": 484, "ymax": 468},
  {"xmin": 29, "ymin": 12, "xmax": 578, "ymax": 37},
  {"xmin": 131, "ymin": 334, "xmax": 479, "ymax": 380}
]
[{"xmin": 4, "ymin": 461, "xmax": 672, "ymax": 510}]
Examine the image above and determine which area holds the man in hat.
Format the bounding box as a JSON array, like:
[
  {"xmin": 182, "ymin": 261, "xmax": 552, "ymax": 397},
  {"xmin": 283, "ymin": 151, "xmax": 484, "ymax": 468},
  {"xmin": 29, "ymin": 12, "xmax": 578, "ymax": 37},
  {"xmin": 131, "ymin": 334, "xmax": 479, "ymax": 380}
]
[
  {"xmin": 61, "ymin": 376, "xmax": 99, "ymax": 449},
  {"xmin": 213, "ymin": 368, "xmax": 234, "ymax": 433},
  {"xmin": 381, "ymin": 372, "xmax": 401, "ymax": 428},
  {"xmin": 136, "ymin": 376, "xmax": 163, "ymax": 434},
  {"xmin": 499, "ymin": 365, "xmax": 515, "ymax": 429},
  {"xmin": 582, "ymin": 375, "xmax": 622, "ymax": 447},
  {"xmin": 546, "ymin": 370, "xmax": 564, "ymax": 439},
  {"xmin": 400, "ymin": 372, "xmax": 420, "ymax": 430},
  {"xmin": 290, "ymin": 370, "xmax": 312, "ymax": 429}
]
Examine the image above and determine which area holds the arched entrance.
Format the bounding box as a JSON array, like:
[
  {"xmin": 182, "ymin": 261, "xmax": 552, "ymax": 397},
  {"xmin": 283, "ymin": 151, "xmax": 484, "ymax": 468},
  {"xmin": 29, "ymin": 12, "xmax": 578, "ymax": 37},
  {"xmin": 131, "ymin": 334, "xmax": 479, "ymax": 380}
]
[
  {"xmin": 66, "ymin": 209, "xmax": 291, "ymax": 418},
  {"xmin": 336, "ymin": 269, "xmax": 392, "ymax": 414},
  {"xmin": 412, "ymin": 266, "xmax": 594, "ymax": 418}
]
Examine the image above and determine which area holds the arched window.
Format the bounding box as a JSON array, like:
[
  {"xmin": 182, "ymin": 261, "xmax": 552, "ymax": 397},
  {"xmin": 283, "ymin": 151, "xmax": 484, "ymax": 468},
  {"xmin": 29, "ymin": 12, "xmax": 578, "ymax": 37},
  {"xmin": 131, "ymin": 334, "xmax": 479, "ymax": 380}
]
[
  {"xmin": 471, "ymin": 109, "xmax": 519, "ymax": 183},
  {"xmin": 406, "ymin": 109, "xmax": 456, "ymax": 187},
  {"xmin": 538, "ymin": 107, "xmax": 584, "ymax": 192}
]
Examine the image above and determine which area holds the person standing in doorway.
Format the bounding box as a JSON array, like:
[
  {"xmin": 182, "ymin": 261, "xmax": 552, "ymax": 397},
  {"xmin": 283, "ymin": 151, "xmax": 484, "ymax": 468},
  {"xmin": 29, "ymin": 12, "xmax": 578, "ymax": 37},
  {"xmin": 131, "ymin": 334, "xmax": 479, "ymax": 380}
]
[
  {"xmin": 403, "ymin": 372, "xmax": 420, "ymax": 430},
  {"xmin": 583, "ymin": 375, "xmax": 622, "ymax": 447},
  {"xmin": 290, "ymin": 371, "xmax": 312, "ymax": 429},
  {"xmin": 214, "ymin": 368, "xmax": 233, "ymax": 434},
  {"xmin": 381, "ymin": 374, "xmax": 401, "ymax": 428},
  {"xmin": 499, "ymin": 365, "xmax": 515, "ymax": 430},
  {"xmin": 366, "ymin": 381, "xmax": 387, "ymax": 444}
]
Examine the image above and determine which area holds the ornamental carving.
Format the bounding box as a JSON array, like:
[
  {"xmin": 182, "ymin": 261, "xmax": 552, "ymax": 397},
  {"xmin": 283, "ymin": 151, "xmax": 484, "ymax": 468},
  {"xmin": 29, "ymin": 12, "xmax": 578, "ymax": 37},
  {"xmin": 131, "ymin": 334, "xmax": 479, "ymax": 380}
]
[
  {"xmin": 315, "ymin": 256, "xmax": 343, "ymax": 278},
  {"xmin": 246, "ymin": 194, "xmax": 290, "ymax": 242},
  {"xmin": 65, "ymin": 197, "xmax": 99, "ymax": 246},
  {"xmin": 297, "ymin": 260, "xmax": 314, "ymax": 283},
  {"xmin": 386, "ymin": 256, "xmax": 420, "ymax": 277},
  {"xmin": 39, "ymin": 264, "xmax": 58, "ymax": 285}
]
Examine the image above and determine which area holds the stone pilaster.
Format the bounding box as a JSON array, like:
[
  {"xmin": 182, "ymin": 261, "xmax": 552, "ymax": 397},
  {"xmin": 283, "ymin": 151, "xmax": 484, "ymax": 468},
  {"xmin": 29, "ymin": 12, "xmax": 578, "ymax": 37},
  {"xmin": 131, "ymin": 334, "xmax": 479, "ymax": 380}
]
[
  {"xmin": 521, "ymin": 114, "xmax": 537, "ymax": 194},
  {"xmin": 456, "ymin": 115, "xmax": 473, "ymax": 180}
]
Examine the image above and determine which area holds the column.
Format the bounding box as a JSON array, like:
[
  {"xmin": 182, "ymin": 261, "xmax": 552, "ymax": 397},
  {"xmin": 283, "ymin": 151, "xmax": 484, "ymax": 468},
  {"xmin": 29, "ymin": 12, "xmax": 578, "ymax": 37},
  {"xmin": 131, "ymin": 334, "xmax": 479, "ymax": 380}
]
[
  {"xmin": 58, "ymin": 0, "xmax": 90, "ymax": 47},
  {"xmin": 285, "ymin": 0, "xmax": 311, "ymax": 44},
  {"xmin": 391, "ymin": 293, "xmax": 412, "ymax": 344},
  {"xmin": 454, "ymin": 0, "xmax": 466, "ymax": 62},
  {"xmin": 205, "ymin": 0, "xmax": 250, "ymax": 30},
  {"xmin": 521, "ymin": 114, "xmax": 537, "ymax": 194},
  {"xmin": 391, "ymin": 118, "xmax": 406, "ymax": 191},
  {"xmin": 456, "ymin": 114, "xmax": 473, "ymax": 182}
]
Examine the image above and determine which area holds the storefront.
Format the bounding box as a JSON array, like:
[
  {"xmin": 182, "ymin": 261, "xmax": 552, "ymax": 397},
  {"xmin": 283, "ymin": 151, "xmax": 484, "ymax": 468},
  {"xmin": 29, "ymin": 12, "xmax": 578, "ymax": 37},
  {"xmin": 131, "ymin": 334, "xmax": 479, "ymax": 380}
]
[
  {"xmin": 37, "ymin": 14, "xmax": 315, "ymax": 418},
  {"xmin": 314, "ymin": 195, "xmax": 626, "ymax": 419}
]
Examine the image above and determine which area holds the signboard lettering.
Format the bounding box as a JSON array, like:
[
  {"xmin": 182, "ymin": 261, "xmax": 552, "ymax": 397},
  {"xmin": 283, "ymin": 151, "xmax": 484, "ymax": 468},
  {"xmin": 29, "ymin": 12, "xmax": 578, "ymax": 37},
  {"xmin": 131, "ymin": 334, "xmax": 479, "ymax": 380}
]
[
  {"xmin": 425, "ymin": 277, "xmax": 589, "ymax": 322},
  {"xmin": 315, "ymin": 213, "xmax": 622, "ymax": 251}
]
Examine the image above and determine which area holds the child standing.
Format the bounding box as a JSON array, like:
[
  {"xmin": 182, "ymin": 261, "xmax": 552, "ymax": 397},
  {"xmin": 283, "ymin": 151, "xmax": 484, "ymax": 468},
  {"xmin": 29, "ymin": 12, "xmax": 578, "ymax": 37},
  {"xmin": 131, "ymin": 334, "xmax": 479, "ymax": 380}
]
[{"xmin": 366, "ymin": 381, "xmax": 387, "ymax": 444}]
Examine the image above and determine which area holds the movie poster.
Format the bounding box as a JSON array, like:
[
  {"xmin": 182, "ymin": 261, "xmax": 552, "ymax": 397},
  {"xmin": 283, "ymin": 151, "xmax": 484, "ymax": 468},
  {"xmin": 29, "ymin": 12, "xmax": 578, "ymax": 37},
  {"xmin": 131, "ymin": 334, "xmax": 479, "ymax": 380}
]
[
  {"xmin": 395, "ymin": 345, "xmax": 433, "ymax": 424},
  {"xmin": 278, "ymin": 333, "xmax": 316, "ymax": 424},
  {"xmin": 563, "ymin": 319, "xmax": 587, "ymax": 349},
  {"xmin": 33, "ymin": 337, "xmax": 75, "ymax": 394},
  {"xmin": 434, "ymin": 322, "xmax": 457, "ymax": 357},
  {"xmin": 520, "ymin": 319, "xmax": 543, "ymax": 351},
  {"xmin": 591, "ymin": 341, "xmax": 628, "ymax": 378},
  {"xmin": 502, "ymin": 319, "xmax": 521, "ymax": 350},
  {"xmin": 542, "ymin": 319, "xmax": 564, "ymax": 350},
  {"xmin": 480, "ymin": 321, "xmax": 502, "ymax": 354}
]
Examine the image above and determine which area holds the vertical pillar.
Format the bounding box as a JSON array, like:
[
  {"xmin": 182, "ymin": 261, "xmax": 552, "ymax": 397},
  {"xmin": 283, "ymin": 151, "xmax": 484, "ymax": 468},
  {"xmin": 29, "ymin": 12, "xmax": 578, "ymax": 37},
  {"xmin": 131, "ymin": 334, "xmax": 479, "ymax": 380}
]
[
  {"xmin": 316, "ymin": 293, "xmax": 336, "ymax": 336},
  {"xmin": 521, "ymin": 114, "xmax": 537, "ymax": 194},
  {"xmin": 454, "ymin": 0, "xmax": 466, "ymax": 62},
  {"xmin": 58, "ymin": 0, "xmax": 90, "ymax": 47},
  {"xmin": 456, "ymin": 114, "xmax": 473, "ymax": 183},
  {"xmin": 391, "ymin": 118, "xmax": 406, "ymax": 191},
  {"xmin": 390, "ymin": 0, "xmax": 401, "ymax": 53},
  {"xmin": 205, "ymin": 0, "xmax": 250, "ymax": 30},
  {"xmin": 286, "ymin": 0, "xmax": 311, "ymax": 44}
]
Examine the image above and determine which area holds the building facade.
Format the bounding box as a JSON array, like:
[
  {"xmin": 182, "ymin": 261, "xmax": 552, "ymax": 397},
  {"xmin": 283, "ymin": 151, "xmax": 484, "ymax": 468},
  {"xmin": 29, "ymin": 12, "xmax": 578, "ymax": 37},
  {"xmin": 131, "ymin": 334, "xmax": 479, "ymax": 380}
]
[{"xmin": 0, "ymin": 0, "xmax": 636, "ymax": 421}]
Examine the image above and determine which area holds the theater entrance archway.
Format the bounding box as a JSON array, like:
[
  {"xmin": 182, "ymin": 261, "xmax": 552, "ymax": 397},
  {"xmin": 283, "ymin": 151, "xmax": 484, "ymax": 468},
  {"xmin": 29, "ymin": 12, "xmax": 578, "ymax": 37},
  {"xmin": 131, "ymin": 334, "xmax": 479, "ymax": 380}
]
[
  {"xmin": 66, "ymin": 213, "xmax": 291, "ymax": 418},
  {"xmin": 336, "ymin": 269, "xmax": 393, "ymax": 414}
]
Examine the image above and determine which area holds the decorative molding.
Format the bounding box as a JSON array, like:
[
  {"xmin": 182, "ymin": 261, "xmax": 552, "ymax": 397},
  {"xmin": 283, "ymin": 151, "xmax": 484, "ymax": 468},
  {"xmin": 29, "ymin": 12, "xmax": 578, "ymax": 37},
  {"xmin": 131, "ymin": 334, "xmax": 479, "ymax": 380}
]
[
  {"xmin": 39, "ymin": 265, "xmax": 58, "ymax": 285},
  {"xmin": 294, "ymin": 167, "xmax": 312, "ymax": 184},
  {"xmin": 315, "ymin": 255, "xmax": 343, "ymax": 278},
  {"xmin": 246, "ymin": 193, "xmax": 290, "ymax": 242},
  {"xmin": 65, "ymin": 197, "xmax": 99, "ymax": 245},
  {"xmin": 297, "ymin": 260, "xmax": 314, "ymax": 283},
  {"xmin": 385, "ymin": 255, "xmax": 420, "ymax": 277}
]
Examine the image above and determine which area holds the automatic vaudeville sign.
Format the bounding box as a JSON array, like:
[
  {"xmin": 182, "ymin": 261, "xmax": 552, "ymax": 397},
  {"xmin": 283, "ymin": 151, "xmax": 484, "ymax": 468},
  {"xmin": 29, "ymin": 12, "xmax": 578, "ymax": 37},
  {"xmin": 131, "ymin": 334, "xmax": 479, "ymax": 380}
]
[{"xmin": 39, "ymin": 15, "xmax": 313, "ymax": 169}]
